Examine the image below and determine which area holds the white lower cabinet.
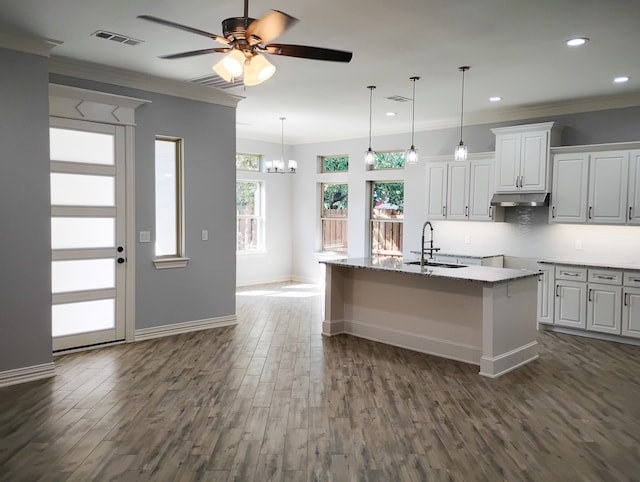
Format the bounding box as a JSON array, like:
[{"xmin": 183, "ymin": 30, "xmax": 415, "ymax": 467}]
[
  {"xmin": 548, "ymin": 265, "xmax": 640, "ymax": 339},
  {"xmin": 622, "ymin": 286, "xmax": 640, "ymax": 338},
  {"xmin": 586, "ymin": 283, "xmax": 622, "ymax": 334},
  {"xmin": 555, "ymin": 279, "xmax": 587, "ymax": 329}
]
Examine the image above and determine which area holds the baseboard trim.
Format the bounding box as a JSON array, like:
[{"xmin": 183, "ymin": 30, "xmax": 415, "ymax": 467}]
[
  {"xmin": 134, "ymin": 315, "xmax": 238, "ymax": 342},
  {"xmin": 541, "ymin": 325, "xmax": 640, "ymax": 347},
  {"xmin": 480, "ymin": 341, "xmax": 539, "ymax": 378},
  {"xmin": 334, "ymin": 320, "xmax": 482, "ymax": 367},
  {"xmin": 0, "ymin": 362, "xmax": 56, "ymax": 388},
  {"xmin": 236, "ymin": 276, "xmax": 292, "ymax": 288}
]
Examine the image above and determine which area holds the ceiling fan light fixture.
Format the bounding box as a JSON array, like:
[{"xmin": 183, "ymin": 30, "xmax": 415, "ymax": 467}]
[
  {"xmin": 454, "ymin": 66, "xmax": 470, "ymax": 161},
  {"xmin": 213, "ymin": 48, "xmax": 245, "ymax": 80},
  {"xmin": 243, "ymin": 53, "xmax": 276, "ymax": 86}
]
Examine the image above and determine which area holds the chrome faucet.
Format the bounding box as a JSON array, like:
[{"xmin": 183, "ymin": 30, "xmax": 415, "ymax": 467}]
[{"xmin": 420, "ymin": 221, "xmax": 440, "ymax": 268}]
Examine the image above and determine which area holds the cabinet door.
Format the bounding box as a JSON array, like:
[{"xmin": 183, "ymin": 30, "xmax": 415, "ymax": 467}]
[
  {"xmin": 554, "ymin": 280, "xmax": 586, "ymax": 328},
  {"xmin": 587, "ymin": 283, "xmax": 621, "ymax": 334},
  {"xmin": 622, "ymin": 287, "xmax": 640, "ymax": 338},
  {"xmin": 550, "ymin": 153, "xmax": 588, "ymax": 223},
  {"xmin": 494, "ymin": 134, "xmax": 520, "ymax": 192},
  {"xmin": 520, "ymin": 130, "xmax": 548, "ymax": 191},
  {"xmin": 628, "ymin": 150, "xmax": 640, "ymax": 225},
  {"xmin": 537, "ymin": 265, "xmax": 555, "ymax": 325},
  {"xmin": 468, "ymin": 160, "xmax": 494, "ymax": 221},
  {"xmin": 447, "ymin": 162, "xmax": 469, "ymax": 220},
  {"xmin": 425, "ymin": 162, "xmax": 448, "ymax": 219},
  {"xmin": 588, "ymin": 151, "xmax": 628, "ymax": 224}
]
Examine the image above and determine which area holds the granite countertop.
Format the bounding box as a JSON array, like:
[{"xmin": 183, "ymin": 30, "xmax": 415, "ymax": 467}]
[
  {"xmin": 538, "ymin": 259, "xmax": 640, "ymax": 271},
  {"xmin": 409, "ymin": 251, "xmax": 504, "ymax": 259},
  {"xmin": 319, "ymin": 257, "xmax": 538, "ymax": 285}
]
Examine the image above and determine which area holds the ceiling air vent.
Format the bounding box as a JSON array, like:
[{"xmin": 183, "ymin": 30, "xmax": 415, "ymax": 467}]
[
  {"xmin": 189, "ymin": 74, "xmax": 245, "ymax": 90},
  {"xmin": 385, "ymin": 95, "xmax": 411, "ymax": 103},
  {"xmin": 91, "ymin": 30, "xmax": 144, "ymax": 46}
]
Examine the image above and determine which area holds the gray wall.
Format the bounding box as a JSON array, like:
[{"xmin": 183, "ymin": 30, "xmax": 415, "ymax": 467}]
[
  {"xmin": 51, "ymin": 74, "xmax": 238, "ymax": 329},
  {"xmin": 284, "ymin": 106, "xmax": 640, "ymax": 283},
  {"xmin": 0, "ymin": 48, "xmax": 53, "ymax": 372}
]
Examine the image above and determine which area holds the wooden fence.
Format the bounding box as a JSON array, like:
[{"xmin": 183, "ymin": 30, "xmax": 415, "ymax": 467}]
[{"xmin": 322, "ymin": 209, "xmax": 347, "ymax": 252}]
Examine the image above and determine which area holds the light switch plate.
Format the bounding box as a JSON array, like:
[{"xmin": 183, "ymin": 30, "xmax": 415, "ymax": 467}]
[
  {"xmin": 139, "ymin": 231, "xmax": 151, "ymax": 243},
  {"xmin": 202, "ymin": 229, "xmax": 208, "ymax": 241}
]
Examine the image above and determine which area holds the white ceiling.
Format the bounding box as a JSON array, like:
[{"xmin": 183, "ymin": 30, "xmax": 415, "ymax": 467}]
[{"xmin": 1, "ymin": 0, "xmax": 639, "ymax": 144}]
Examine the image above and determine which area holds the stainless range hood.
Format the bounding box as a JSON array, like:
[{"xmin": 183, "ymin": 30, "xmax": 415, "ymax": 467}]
[{"xmin": 490, "ymin": 192, "xmax": 549, "ymax": 207}]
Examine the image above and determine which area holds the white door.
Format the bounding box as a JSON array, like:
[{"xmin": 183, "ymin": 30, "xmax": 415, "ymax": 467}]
[
  {"xmin": 554, "ymin": 280, "xmax": 586, "ymax": 329},
  {"xmin": 629, "ymin": 150, "xmax": 640, "ymax": 225},
  {"xmin": 50, "ymin": 118, "xmax": 127, "ymax": 351},
  {"xmin": 468, "ymin": 160, "xmax": 494, "ymax": 221},
  {"xmin": 622, "ymin": 287, "xmax": 640, "ymax": 338},
  {"xmin": 494, "ymin": 134, "xmax": 520, "ymax": 192},
  {"xmin": 588, "ymin": 151, "xmax": 628, "ymax": 224},
  {"xmin": 587, "ymin": 283, "xmax": 622, "ymax": 334},
  {"xmin": 550, "ymin": 153, "xmax": 588, "ymax": 223},
  {"xmin": 520, "ymin": 130, "xmax": 547, "ymax": 191},
  {"xmin": 446, "ymin": 162, "xmax": 469, "ymax": 220},
  {"xmin": 425, "ymin": 162, "xmax": 448, "ymax": 219}
]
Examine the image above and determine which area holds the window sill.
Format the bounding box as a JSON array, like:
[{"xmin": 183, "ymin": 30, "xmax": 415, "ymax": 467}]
[{"xmin": 153, "ymin": 257, "xmax": 190, "ymax": 269}]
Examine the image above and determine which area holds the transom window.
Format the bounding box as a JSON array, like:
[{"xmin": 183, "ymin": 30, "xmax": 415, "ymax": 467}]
[
  {"xmin": 321, "ymin": 183, "xmax": 348, "ymax": 252},
  {"xmin": 371, "ymin": 151, "xmax": 405, "ymax": 170},
  {"xmin": 320, "ymin": 155, "xmax": 349, "ymax": 172},
  {"xmin": 370, "ymin": 181, "xmax": 404, "ymax": 257},
  {"xmin": 236, "ymin": 153, "xmax": 261, "ymax": 171}
]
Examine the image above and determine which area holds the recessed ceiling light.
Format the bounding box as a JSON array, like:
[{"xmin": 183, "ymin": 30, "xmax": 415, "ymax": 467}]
[
  {"xmin": 489, "ymin": 96, "xmax": 502, "ymax": 102},
  {"xmin": 614, "ymin": 75, "xmax": 630, "ymax": 83},
  {"xmin": 566, "ymin": 37, "xmax": 589, "ymax": 47},
  {"xmin": 386, "ymin": 112, "xmax": 397, "ymax": 116}
]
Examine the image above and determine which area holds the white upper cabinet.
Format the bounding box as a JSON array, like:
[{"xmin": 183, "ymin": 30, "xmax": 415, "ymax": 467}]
[
  {"xmin": 446, "ymin": 162, "xmax": 469, "ymax": 220},
  {"xmin": 468, "ymin": 160, "xmax": 496, "ymax": 220},
  {"xmin": 588, "ymin": 151, "xmax": 628, "ymax": 224},
  {"xmin": 492, "ymin": 122, "xmax": 561, "ymax": 193},
  {"xmin": 551, "ymin": 149, "xmax": 631, "ymax": 225},
  {"xmin": 425, "ymin": 162, "xmax": 448, "ymax": 219},
  {"xmin": 628, "ymin": 150, "xmax": 640, "ymax": 225},
  {"xmin": 550, "ymin": 153, "xmax": 589, "ymax": 223}
]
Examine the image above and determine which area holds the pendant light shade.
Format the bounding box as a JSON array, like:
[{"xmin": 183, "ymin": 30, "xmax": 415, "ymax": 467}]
[
  {"xmin": 454, "ymin": 66, "xmax": 470, "ymax": 161},
  {"xmin": 213, "ymin": 49, "xmax": 246, "ymax": 82},
  {"xmin": 267, "ymin": 117, "xmax": 296, "ymax": 173},
  {"xmin": 365, "ymin": 85, "xmax": 376, "ymax": 166},
  {"xmin": 405, "ymin": 76, "xmax": 420, "ymax": 165},
  {"xmin": 213, "ymin": 49, "xmax": 276, "ymax": 86}
]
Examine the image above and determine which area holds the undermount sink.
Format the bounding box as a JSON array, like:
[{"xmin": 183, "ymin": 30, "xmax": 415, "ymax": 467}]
[{"xmin": 405, "ymin": 261, "xmax": 466, "ymax": 268}]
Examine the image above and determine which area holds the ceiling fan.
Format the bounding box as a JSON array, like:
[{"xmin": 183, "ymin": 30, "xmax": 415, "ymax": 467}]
[{"xmin": 138, "ymin": 0, "xmax": 353, "ymax": 86}]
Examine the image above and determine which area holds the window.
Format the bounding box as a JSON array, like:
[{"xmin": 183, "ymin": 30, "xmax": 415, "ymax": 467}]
[
  {"xmin": 371, "ymin": 150, "xmax": 405, "ymax": 170},
  {"xmin": 320, "ymin": 155, "xmax": 349, "ymax": 172},
  {"xmin": 236, "ymin": 153, "xmax": 261, "ymax": 171},
  {"xmin": 236, "ymin": 181, "xmax": 264, "ymax": 252},
  {"xmin": 321, "ymin": 183, "xmax": 348, "ymax": 252},
  {"xmin": 370, "ymin": 181, "xmax": 404, "ymax": 257},
  {"xmin": 154, "ymin": 137, "xmax": 185, "ymax": 264}
]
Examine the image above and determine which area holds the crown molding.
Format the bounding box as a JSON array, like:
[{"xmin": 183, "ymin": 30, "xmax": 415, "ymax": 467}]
[
  {"xmin": 49, "ymin": 56, "xmax": 244, "ymax": 108},
  {"xmin": 0, "ymin": 32, "xmax": 62, "ymax": 57}
]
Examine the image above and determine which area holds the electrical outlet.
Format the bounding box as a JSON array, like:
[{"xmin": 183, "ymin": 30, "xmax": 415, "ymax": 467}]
[
  {"xmin": 202, "ymin": 229, "xmax": 209, "ymax": 241},
  {"xmin": 575, "ymin": 240, "xmax": 582, "ymax": 250},
  {"xmin": 139, "ymin": 231, "xmax": 150, "ymax": 243}
]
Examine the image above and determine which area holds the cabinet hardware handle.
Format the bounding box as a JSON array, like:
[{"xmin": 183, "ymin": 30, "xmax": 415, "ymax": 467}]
[
  {"xmin": 624, "ymin": 292, "xmax": 629, "ymax": 306},
  {"xmin": 596, "ymin": 275, "xmax": 614, "ymax": 280},
  {"xmin": 564, "ymin": 272, "xmax": 579, "ymax": 277},
  {"xmin": 552, "ymin": 206, "xmax": 556, "ymax": 218},
  {"xmin": 588, "ymin": 206, "xmax": 592, "ymax": 219},
  {"xmin": 555, "ymin": 285, "xmax": 560, "ymax": 297},
  {"xmin": 588, "ymin": 288, "xmax": 592, "ymax": 302},
  {"xmin": 631, "ymin": 278, "xmax": 640, "ymax": 283},
  {"xmin": 442, "ymin": 206, "xmax": 446, "ymax": 217},
  {"xmin": 630, "ymin": 206, "xmax": 633, "ymax": 220},
  {"xmin": 489, "ymin": 206, "xmax": 493, "ymax": 217},
  {"xmin": 465, "ymin": 206, "xmax": 468, "ymax": 216}
]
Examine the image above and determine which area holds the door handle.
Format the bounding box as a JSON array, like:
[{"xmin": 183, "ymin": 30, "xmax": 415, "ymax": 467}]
[
  {"xmin": 555, "ymin": 285, "xmax": 560, "ymax": 297},
  {"xmin": 442, "ymin": 206, "xmax": 446, "ymax": 217},
  {"xmin": 117, "ymin": 257, "xmax": 126, "ymax": 264},
  {"xmin": 465, "ymin": 206, "xmax": 468, "ymax": 217},
  {"xmin": 552, "ymin": 206, "xmax": 556, "ymax": 218},
  {"xmin": 588, "ymin": 288, "xmax": 592, "ymax": 302},
  {"xmin": 630, "ymin": 206, "xmax": 633, "ymax": 220},
  {"xmin": 588, "ymin": 206, "xmax": 593, "ymax": 219},
  {"xmin": 624, "ymin": 292, "xmax": 629, "ymax": 306},
  {"xmin": 489, "ymin": 206, "xmax": 493, "ymax": 218},
  {"xmin": 117, "ymin": 246, "xmax": 124, "ymax": 253}
]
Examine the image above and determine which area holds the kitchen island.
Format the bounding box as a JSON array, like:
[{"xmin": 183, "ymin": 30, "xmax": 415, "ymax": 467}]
[{"xmin": 320, "ymin": 257, "xmax": 540, "ymax": 378}]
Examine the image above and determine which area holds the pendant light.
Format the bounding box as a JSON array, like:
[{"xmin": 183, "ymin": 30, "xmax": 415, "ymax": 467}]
[
  {"xmin": 266, "ymin": 117, "xmax": 296, "ymax": 173},
  {"xmin": 405, "ymin": 76, "xmax": 420, "ymax": 164},
  {"xmin": 364, "ymin": 85, "xmax": 376, "ymax": 166},
  {"xmin": 454, "ymin": 66, "xmax": 470, "ymax": 161}
]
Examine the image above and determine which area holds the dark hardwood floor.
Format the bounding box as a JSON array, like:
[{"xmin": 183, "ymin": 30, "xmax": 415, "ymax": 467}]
[{"xmin": 1, "ymin": 282, "xmax": 639, "ymax": 481}]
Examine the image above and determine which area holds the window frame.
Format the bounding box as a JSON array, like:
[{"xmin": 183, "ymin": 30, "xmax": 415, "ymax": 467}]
[
  {"xmin": 369, "ymin": 180, "xmax": 404, "ymax": 258},
  {"xmin": 319, "ymin": 155, "xmax": 349, "ymax": 173},
  {"xmin": 320, "ymin": 182, "xmax": 348, "ymax": 253},
  {"xmin": 153, "ymin": 136, "xmax": 188, "ymax": 269},
  {"xmin": 236, "ymin": 179, "xmax": 265, "ymax": 254}
]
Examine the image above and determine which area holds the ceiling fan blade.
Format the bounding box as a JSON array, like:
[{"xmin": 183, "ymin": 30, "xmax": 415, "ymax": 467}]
[
  {"xmin": 264, "ymin": 44, "xmax": 353, "ymax": 63},
  {"xmin": 138, "ymin": 15, "xmax": 229, "ymax": 45},
  {"xmin": 159, "ymin": 48, "xmax": 230, "ymax": 60},
  {"xmin": 245, "ymin": 10, "xmax": 298, "ymax": 45}
]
